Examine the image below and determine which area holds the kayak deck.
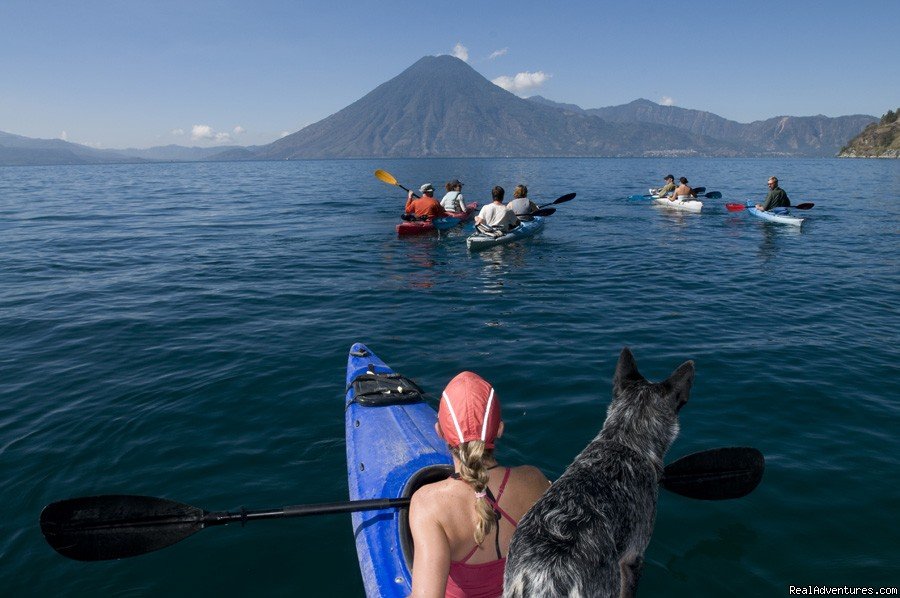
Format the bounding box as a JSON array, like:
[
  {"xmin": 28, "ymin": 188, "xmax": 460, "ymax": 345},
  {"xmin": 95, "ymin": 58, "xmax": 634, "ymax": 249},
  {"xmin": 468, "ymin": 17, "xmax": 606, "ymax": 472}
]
[
  {"xmin": 397, "ymin": 202, "xmax": 477, "ymax": 236},
  {"xmin": 345, "ymin": 343, "xmax": 452, "ymax": 597},
  {"xmin": 466, "ymin": 216, "xmax": 546, "ymax": 250},
  {"xmin": 652, "ymin": 196, "xmax": 703, "ymax": 212},
  {"xmin": 747, "ymin": 206, "xmax": 804, "ymax": 226}
]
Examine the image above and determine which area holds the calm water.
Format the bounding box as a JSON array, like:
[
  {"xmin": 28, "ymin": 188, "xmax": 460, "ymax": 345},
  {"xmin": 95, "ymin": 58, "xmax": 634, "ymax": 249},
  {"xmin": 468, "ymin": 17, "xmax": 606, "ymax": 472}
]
[{"xmin": 1, "ymin": 158, "xmax": 898, "ymax": 596}]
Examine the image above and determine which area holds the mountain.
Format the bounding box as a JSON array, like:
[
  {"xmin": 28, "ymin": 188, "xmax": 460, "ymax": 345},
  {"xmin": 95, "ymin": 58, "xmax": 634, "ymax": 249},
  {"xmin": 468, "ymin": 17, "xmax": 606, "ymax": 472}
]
[
  {"xmin": 251, "ymin": 56, "xmax": 738, "ymax": 159},
  {"xmin": 0, "ymin": 131, "xmax": 138, "ymax": 166},
  {"xmin": 528, "ymin": 97, "xmax": 877, "ymax": 157},
  {"xmin": 116, "ymin": 144, "xmax": 253, "ymax": 161},
  {"xmin": 1, "ymin": 55, "xmax": 880, "ymax": 164},
  {"xmin": 0, "ymin": 131, "xmax": 259, "ymax": 166},
  {"xmin": 838, "ymin": 108, "xmax": 900, "ymax": 158}
]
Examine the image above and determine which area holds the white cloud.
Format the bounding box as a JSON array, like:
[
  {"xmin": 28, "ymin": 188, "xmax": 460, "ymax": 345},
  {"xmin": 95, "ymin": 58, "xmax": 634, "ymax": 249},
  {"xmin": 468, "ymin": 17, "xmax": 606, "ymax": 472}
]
[
  {"xmin": 488, "ymin": 48, "xmax": 508, "ymax": 60},
  {"xmin": 189, "ymin": 124, "xmax": 233, "ymax": 144},
  {"xmin": 232, "ymin": 125, "xmax": 246, "ymax": 135},
  {"xmin": 59, "ymin": 131, "xmax": 68, "ymax": 141},
  {"xmin": 280, "ymin": 131, "xmax": 290, "ymax": 138},
  {"xmin": 171, "ymin": 128, "xmax": 185, "ymax": 136},
  {"xmin": 191, "ymin": 124, "xmax": 215, "ymax": 140},
  {"xmin": 660, "ymin": 96, "xmax": 675, "ymax": 106},
  {"xmin": 492, "ymin": 71, "xmax": 550, "ymax": 94},
  {"xmin": 451, "ymin": 43, "xmax": 469, "ymax": 62}
]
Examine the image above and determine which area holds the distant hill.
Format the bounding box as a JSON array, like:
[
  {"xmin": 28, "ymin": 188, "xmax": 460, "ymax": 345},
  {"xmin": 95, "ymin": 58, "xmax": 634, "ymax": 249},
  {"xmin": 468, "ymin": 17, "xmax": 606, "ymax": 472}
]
[
  {"xmin": 0, "ymin": 131, "xmax": 256, "ymax": 166},
  {"xmin": 528, "ymin": 97, "xmax": 877, "ymax": 157},
  {"xmin": 838, "ymin": 108, "xmax": 900, "ymax": 158},
  {"xmin": 0, "ymin": 130, "xmax": 138, "ymax": 166},
  {"xmin": 116, "ymin": 144, "xmax": 253, "ymax": 161},
  {"xmin": 250, "ymin": 56, "xmax": 738, "ymax": 159}
]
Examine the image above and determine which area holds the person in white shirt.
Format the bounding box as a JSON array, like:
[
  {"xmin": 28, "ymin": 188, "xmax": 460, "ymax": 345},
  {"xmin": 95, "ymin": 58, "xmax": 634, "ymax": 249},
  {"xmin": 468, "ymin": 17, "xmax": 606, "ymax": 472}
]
[{"xmin": 475, "ymin": 186, "xmax": 519, "ymax": 234}]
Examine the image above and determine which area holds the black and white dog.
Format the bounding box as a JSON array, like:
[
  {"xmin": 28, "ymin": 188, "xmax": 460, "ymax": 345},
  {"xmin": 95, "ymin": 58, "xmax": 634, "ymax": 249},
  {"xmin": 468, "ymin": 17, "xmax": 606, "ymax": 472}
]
[{"xmin": 504, "ymin": 348, "xmax": 694, "ymax": 598}]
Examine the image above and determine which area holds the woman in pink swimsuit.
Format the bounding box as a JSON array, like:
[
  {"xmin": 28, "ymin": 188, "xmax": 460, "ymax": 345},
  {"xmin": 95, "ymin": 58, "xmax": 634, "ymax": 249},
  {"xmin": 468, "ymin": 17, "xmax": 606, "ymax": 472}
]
[{"xmin": 409, "ymin": 372, "xmax": 551, "ymax": 598}]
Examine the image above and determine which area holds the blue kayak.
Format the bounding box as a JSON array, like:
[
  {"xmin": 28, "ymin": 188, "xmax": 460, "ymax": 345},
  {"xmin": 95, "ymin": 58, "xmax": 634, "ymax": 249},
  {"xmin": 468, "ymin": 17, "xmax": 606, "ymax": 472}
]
[
  {"xmin": 344, "ymin": 343, "xmax": 452, "ymax": 597},
  {"xmin": 466, "ymin": 216, "xmax": 546, "ymax": 250},
  {"xmin": 746, "ymin": 204, "xmax": 804, "ymax": 227}
]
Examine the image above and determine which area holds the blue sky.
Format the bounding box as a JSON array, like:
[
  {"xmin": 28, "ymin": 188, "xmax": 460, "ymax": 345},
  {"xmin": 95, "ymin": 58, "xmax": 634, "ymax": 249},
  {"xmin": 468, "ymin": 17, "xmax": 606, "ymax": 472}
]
[{"xmin": 1, "ymin": 0, "xmax": 897, "ymax": 149}]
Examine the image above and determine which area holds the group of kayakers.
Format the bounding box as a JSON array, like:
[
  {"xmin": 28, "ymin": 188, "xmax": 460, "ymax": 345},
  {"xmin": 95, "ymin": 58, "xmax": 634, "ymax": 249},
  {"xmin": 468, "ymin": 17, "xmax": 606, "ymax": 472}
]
[
  {"xmin": 652, "ymin": 173, "xmax": 791, "ymax": 211},
  {"xmin": 404, "ymin": 181, "xmax": 540, "ymax": 234}
]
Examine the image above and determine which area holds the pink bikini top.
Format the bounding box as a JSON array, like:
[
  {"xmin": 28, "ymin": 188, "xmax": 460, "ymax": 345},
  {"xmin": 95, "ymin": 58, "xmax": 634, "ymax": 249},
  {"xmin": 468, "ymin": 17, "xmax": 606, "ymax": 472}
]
[{"xmin": 444, "ymin": 467, "xmax": 518, "ymax": 598}]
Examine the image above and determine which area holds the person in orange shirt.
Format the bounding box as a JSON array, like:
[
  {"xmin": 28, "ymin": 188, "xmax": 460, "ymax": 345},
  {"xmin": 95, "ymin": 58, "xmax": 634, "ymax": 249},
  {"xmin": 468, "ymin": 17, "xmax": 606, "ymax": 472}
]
[{"xmin": 403, "ymin": 183, "xmax": 448, "ymax": 221}]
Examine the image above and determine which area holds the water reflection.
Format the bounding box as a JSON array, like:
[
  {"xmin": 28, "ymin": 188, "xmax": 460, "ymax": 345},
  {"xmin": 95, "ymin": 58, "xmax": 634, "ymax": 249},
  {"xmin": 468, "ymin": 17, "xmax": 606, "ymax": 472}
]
[
  {"xmin": 653, "ymin": 205, "xmax": 702, "ymax": 228},
  {"xmin": 393, "ymin": 235, "xmax": 439, "ymax": 289},
  {"xmin": 757, "ymin": 222, "xmax": 802, "ymax": 263},
  {"xmin": 470, "ymin": 241, "xmax": 531, "ymax": 295}
]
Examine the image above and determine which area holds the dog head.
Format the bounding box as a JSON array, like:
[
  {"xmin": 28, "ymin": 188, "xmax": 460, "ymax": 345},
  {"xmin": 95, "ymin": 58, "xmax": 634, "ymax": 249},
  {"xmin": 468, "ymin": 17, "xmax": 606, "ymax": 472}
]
[{"xmin": 602, "ymin": 347, "xmax": 695, "ymax": 466}]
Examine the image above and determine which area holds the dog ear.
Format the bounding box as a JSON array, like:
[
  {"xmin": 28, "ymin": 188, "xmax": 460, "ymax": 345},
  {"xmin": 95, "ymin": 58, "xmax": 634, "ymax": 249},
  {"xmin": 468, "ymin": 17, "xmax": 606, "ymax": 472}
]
[
  {"xmin": 664, "ymin": 360, "xmax": 694, "ymax": 411},
  {"xmin": 613, "ymin": 347, "xmax": 643, "ymax": 395}
]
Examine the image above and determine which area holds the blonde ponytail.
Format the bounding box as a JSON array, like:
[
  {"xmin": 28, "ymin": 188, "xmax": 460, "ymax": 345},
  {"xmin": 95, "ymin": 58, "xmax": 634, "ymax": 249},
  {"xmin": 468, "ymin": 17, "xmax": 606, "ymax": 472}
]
[{"xmin": 453, "ymin": 440, "xmax": 496, "ymax": 545}]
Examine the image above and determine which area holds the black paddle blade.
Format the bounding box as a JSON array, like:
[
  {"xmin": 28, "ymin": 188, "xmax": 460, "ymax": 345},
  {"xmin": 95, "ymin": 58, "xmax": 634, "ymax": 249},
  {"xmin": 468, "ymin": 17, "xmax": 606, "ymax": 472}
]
[
  {"xmin": 40, "ymin": 495, "xmax": 206, "ymax": 561},
  {"xmin": 553, "ymin": 192, "xmax": 576, "ymax": 204},
  {"xmin": 531, "ymin": 208, "xmax": 556, "ymax": 217},
  {"xmin": 661, "ymin": 447, "xmax": 764, "ymax": 500}
]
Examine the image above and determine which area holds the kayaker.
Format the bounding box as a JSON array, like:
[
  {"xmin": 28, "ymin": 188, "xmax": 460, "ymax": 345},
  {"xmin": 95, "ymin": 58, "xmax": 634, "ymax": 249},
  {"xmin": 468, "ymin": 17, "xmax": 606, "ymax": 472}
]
[
  {"xmin": 653, "ymin": 174, "xmax": 676, "ymax": 197},
  {"xmin": 755, "ymin": 176, "xmax": 791, "ymax": 211},
  {"xmin": 669, "ymin": 176, "xmax": 692, "ymax": 201},
  {"xmin": 404, "ymin": 184, "xmax": 448, "ymax": 221},
  {"xmin": 409, "ymin": 372, "xmax": 551, "ymax": 598},
  {"xmin": 474, "ymin": 186, "xmax": 519, "ymax": 233},
  {"xmin": 441, "ymin": 179, "xmax": 467, "ymax": 213},
  {"xmin": 506, "ymin": 185, "xmax": 540, "ymax": 221}
]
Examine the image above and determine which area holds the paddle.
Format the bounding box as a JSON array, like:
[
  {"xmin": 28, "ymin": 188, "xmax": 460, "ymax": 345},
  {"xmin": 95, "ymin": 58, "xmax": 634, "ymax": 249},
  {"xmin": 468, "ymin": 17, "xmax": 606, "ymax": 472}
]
[
  {"xmin": 725, "ymin": 202, "xmax": 814, "ymax": 212},
  {"xmin": 40, "ymin": 447, "xmax": 763, "ymax": 562},
  {"xmin": 374, "ymin": 169, "xmax": 419, "ymax": 198},
  {"xmin": 537, "ymin": 192, "xmax": 576, "ymax": 209},
  {"xmin": 630, "ymin": 191, "xmax": 721, "ymax": 200},
  {"xmin": 660, "ymin": 446, "xmax": 764, "ymax": 500}
]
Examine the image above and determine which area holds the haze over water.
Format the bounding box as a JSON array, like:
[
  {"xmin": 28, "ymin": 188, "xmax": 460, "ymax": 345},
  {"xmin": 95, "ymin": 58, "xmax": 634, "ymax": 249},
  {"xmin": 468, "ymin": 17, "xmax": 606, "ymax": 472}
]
[{"xmin": 1, "ymin": 158, "xmax": 898, "ymax": 596}]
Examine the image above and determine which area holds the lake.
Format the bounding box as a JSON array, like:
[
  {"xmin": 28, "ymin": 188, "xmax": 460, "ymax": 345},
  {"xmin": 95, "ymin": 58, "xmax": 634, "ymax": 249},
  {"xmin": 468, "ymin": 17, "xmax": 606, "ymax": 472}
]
[{"xmin": 1, "ymin": 157, "xmax": 898, "ymax": 596}]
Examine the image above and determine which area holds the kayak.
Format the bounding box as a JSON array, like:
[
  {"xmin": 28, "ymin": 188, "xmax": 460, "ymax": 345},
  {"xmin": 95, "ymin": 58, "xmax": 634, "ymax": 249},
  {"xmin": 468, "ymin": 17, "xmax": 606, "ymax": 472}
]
[
  {"xmin": 652, "ymin": 196, "xmax": 703, "ymax": 213},
  {"xmin": 466, "ymin": 216, "xmax": 546, "ymax": 250},
  {"xmin": 345, "ymin": 343, "xmax": 452, "ymax": 597},
  {"xmin": 396, "ymin": 202, "xmax": 477, "ymax": 236},
  {"xmin": 747, "ymin": 205, "xmax": 804, "ymax": 227}
]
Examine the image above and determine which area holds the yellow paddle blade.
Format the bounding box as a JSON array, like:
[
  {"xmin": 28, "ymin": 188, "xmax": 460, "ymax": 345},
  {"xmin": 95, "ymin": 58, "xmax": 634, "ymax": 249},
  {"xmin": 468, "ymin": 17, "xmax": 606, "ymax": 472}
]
[{"xmin": 374, "ymin": 169, "xmax": 398, "ymax": 186}]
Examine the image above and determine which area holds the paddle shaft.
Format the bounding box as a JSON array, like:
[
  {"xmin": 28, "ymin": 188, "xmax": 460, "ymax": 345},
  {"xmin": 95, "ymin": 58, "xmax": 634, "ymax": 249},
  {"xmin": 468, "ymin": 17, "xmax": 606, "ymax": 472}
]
[
  {"xmin": 203, "ymin": 497, "xmax": 411, "ymax": 526},
  {"xmin": 633, "ymin": 191, "xmax": 719, "ymax": 199},
  {"xmin": 727, "ymin": 202, "xmax": 814, "ymax": 212}
]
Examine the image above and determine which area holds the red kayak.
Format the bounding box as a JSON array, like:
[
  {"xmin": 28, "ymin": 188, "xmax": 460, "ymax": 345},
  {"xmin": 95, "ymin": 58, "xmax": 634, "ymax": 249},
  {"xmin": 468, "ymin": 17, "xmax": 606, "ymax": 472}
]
[{"xmin": 396, "ymin": 202, "xmax": 477, "ymax": 236}]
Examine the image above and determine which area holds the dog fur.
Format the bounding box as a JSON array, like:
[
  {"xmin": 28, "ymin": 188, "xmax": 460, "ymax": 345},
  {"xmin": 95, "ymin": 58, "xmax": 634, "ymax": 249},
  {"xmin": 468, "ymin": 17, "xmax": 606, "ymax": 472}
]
[{"xmin": 504, "ymin": 348, "xmax": 694, "ymax": 598}]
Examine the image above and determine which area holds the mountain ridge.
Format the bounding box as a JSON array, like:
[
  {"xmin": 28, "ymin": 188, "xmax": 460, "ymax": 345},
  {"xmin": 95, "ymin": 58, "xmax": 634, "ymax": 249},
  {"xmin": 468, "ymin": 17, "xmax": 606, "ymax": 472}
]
[
  {"xmin": 838, "ymin": 108, "xmax": 900, "ymax": 158},
  {"xmin": 1, "ymin": 55, "xmax": 879, "ymax": 165}
]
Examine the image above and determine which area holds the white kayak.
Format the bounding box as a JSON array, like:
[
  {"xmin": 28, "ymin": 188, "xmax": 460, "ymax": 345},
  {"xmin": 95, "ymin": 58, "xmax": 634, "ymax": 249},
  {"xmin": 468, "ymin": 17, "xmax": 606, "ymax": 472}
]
[
  {"xmin": 466, "ymin": 217, "xmax": 546, "ymax": 250},
  {"xmin": 652, "ymin": 196, "xmax": 703, "ymax": 213},
  {"xmin": 747, "ymin": 206, "xmax": 804, "ymax": 227}
]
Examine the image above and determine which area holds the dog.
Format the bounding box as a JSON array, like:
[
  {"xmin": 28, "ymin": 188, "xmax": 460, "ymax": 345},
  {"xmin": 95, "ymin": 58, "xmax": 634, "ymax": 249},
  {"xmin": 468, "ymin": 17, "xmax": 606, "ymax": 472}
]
[{"xmin": 504, "ymin": 347, "xmax": 694, "ymax": 598}]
